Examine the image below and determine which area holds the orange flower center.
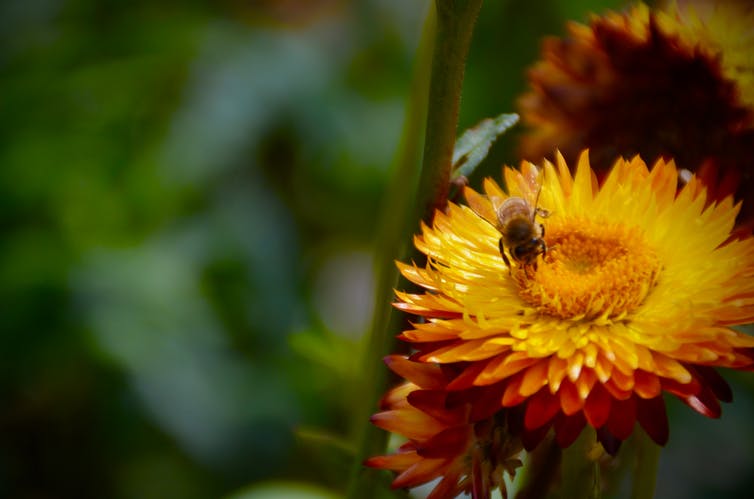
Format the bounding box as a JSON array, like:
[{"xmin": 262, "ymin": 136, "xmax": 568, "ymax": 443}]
[{"xmin": 515, "ymin": 218, "xmax": 661, "ymax": 320}]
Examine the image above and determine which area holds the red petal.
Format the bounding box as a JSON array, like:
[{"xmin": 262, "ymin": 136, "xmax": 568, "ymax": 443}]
[
  {"xmin": 583, "ymin": 383, "xmax": 611, "ymax": 428},
  {"xmin": 417, "ymin": 426, "xmax": 472, "ymax": 458},
  {"xmin": 447, "ymin": 361, "xmax": 490, "ymax": 390},
  {"xmin": 596, "ymin": 427, "xmax": 622, "ymax": 456},
  {"xmin": 661, "ymin": 376, "xmax": 701, "ymax": 399},
  {"xmin": 683, "ymin": 385, "xmax": 722, "ymax": 419},
  {"xmin": 469, "ymin": 383, "xmax": 507, "ymax": 421},
  {"xmin": 408, "ymin": 390, "xmax": 469, "ymax": 426},
  {"xmin": 521, "ymin": 422, "xmax": 552, "ymax": 451},
  {"xmin": 554, "ymin": 412, "xmax": 586, "ymax": 448},
  {"xmin": 636, "ymin": 396, "xmax": 669, "ymax": 446},
  {"xmin": 606, "ymin": 396, "xmax": 636, "ymax": 441},
  {"xmin": 525, "ymin": 388, "xmax": 562, "ymax": 430},
  {"xmin": 693, "ymin": 365, "xmax": 733, "ymax": 403}
]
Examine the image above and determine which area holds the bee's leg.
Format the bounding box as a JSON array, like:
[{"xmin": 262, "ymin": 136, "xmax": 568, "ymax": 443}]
[
  {"xmin": 539, "ymin": 222, "xmax": 545, "ymax": 239},
  {"xmin": 499, "ymin": 238, "xmax": 512, "ymax": 274},
  {"xmin": 525, "ymin": 260, "xmax": 536, "ymax": 278}
]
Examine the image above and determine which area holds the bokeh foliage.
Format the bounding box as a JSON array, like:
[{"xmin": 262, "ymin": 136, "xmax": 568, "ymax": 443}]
[{"xmin": 1, "ymin": 0, "xmax": 752, "ymax": 498}]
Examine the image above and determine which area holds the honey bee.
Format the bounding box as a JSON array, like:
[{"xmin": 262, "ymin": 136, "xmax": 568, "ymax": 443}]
[{"xmin": 494, "ymin": 184, "xmax": 549, "ymax": 273}]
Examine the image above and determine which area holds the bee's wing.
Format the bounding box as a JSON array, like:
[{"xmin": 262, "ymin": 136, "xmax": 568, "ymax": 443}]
[
  {"xmin": 521, "ymin": 161, "xmax": 544, "ymax": 208},
  {"xmin": 505, "ymin": 161, "xmax": 543, "ymax": 208}
]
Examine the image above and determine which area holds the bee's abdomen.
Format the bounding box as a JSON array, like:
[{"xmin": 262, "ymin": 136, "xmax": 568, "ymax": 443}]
[{"xmin": 501, "ymin": 217, "xmax": 533, "ymax": 244}]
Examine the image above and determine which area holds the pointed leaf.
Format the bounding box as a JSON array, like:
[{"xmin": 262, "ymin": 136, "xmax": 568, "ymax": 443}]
[{"xmin": 452, "ymin": 113, "xmax": 519, "ymax": 179}]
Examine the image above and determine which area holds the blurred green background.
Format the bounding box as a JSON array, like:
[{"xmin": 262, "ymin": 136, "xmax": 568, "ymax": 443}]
[{"xmin": 1, "ymin": 0, "xmax": 753, "ymax": 498}]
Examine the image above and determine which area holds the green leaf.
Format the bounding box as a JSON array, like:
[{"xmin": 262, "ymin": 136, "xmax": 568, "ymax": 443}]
[{"xmin": 452, "ymin": 112, "xmax": 519, "ymax": 179}]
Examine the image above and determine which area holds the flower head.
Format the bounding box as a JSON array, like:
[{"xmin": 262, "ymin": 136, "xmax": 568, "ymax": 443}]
[
  {"xmin": 665, "ymin": 0, "xmax": 754, "ymax": 109},
  {"xmin": 392, "ymin": 152, "xmax": 754, "ymax": 454},
  {"xmin": 517, "ymin": 3, "xmax": 754, "ymax": 222}
]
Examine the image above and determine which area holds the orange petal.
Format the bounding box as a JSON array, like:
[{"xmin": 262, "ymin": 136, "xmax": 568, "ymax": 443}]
[
  {"xmin": 422, "ymin": 339, "xmax": 508, "ymax": 363},
  {"xmin": 520, "ymin": 360, "xmax": 549, "ymax": 397},
  {"xmin": 385, "ymin": 355, "xmax": 447, "ymax": 390},
  {"xmin": 610, "ymin": 366, "xmax": 635, "ymax": 392},
  {"xmin": 547, "ymin": 355, "xmax": 569, "ymax": 392},
  {"xmin": 502, "ymin": 374, "xmax": 527, "ymax": 407},
  {"xmin": 594, "ymin": 353, "xmax": 614, "ymax": 383},
  {"xmin": 371, "ymin": 408, "xmax": 444, "ymax": 440},
  {"xmin": 559, "ymin": 379, "xmax": 584, "ymax": 415},
  {"xmin": 651, "ymin": 353, "xmax": 691, "ymax": 384},
  {"xmin": 365, "ymin": 450, "xmax": 421, "ymax": 471},
  {"xmin": 603, "ymin": 377, "xmax": 632, "ymax": 401},
  {"xmin": 393, "ymin": 457, "xmax": 449, "ymax": 489},
  {"xmin": 633, "ymin": 370, "xmax": 661, "ymax": 399},
  {"xmin": 567, "ymin": 351, "xmax": 585, "ymax": 382},
  {"xmin": 575, "ymin": 368, "xmax": 597, "ymax": 400},
  {"xmin": 476, "ymin": 352, "xmax": 539, "ymax": 385}
]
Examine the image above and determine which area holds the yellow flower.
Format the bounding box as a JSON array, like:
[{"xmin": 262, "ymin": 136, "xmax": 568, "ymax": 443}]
[
  {"xmin": 517, "ymin": 2, "xmax": 754, "ymax": 223},
  {"xmin": 394, "ymin": 151, "xmax": 754, "ymax": 452}
]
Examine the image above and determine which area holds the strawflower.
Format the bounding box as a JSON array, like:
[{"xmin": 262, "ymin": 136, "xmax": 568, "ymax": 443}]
[
  {"xmin": 371, "ymin": 151, "xmax": 754, "ymax": 496},
  {"xmin": 517, "ymin": 2, "xmax": 754, "ymax": 222}
]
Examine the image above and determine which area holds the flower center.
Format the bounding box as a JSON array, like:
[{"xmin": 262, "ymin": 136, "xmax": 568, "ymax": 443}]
[{"xmin": 515, "ymin": 218, "xmax": 661, "ymax": 320}]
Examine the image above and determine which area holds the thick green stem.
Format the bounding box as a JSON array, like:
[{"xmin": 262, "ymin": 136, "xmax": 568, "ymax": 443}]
[
  {"xmin": 418, "ymin": 0, "xmax": 484, "ymax": 222},
  {"xmin": 631, "ymin": 431, "xmax": 661, "ymax": 499},
  {"xmin": 346, "ymin": 1, "xmax": 482, "ymax": 498}
]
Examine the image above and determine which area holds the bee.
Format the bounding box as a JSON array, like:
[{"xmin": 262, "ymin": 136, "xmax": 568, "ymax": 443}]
[{"xmin": 494, "ymin": 184, "xmax": 549, "ymax": 274}]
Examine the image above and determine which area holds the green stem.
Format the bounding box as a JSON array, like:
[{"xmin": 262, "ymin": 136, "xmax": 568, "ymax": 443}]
[
  {"xmin": 515, "ymin": 436, "xmax": 561, "ymax": 499},
  {"xmin": 346, "ymin": 1, "xmax": 483, "ymax": 497},
  {"xmin": 418, "ymin": 0, "xmax": 484, "ymax": 223},
  {"xmin": 630, "ymin": 431, "xmax": 661, "ymax": 499},
  {"xmin": 345, "ymin": 7, "xmax": 434, "ymax": 499}
]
